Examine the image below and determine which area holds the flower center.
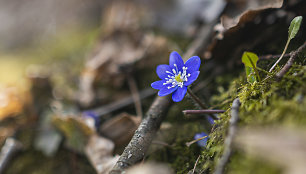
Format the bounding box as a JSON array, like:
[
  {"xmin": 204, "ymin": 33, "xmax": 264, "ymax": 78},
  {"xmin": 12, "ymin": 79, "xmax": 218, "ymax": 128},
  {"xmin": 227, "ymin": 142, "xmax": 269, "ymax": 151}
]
[
  {"xmin": 163, "ymin": 64, "xmax": 191, "ymax": 89},
  {"xmin": 175, "ymin": 74, "xmax": 183, "ymax": 82}
]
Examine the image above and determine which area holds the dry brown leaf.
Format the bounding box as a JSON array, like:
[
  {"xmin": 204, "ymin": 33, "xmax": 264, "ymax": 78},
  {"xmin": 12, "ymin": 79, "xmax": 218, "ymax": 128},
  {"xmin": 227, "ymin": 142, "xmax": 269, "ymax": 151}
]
[
  {"xmin": 52, "ymin": 114, "xmax": 94, "ymax": 153},
  {"xmin": 221, "ymin": 0, "xmax": 283, "ymax": 30},
  {"xmin": 100, "ymin": 112, "xmax": 141, "ymax": 147},
  {"xmin": 85, "ymin": 134, "xmax": 119, "ymax": 174},
  {"xmin": 234, "ymin": 126, "xmax": 306, "ymax": 174}
]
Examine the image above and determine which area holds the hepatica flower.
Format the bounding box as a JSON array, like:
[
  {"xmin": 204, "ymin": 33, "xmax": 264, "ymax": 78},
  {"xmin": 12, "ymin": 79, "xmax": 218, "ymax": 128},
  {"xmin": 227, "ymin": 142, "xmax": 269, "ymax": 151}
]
[
  {"xmin": 151, "ymin": 51, "xmax": 201, "ymax": 102},
  {"xmin": 82, "ymin": 111, "xmax": 100, "ymax": 130},
  {"xmin": 194, "ymin": 132, "xmax": 208, "ymax": 147}
]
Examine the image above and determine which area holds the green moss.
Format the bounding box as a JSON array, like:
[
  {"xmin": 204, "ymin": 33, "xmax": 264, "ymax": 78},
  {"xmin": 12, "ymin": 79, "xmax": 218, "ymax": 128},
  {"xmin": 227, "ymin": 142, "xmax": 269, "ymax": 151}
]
[
  {"xmin": 148, "ymin": 122, "xmax": 207, "ymax": 173},
  {"xmin": 196, "ymin": 63, "xmax": 306, "ymax": 173}
]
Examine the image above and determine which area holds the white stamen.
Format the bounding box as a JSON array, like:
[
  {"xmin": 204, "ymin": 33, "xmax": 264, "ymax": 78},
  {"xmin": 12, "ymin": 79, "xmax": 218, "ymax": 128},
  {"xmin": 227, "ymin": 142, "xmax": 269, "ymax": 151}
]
[{"xmin": 162, "ymin": 64, "xmax": 192, "ymax": 88}]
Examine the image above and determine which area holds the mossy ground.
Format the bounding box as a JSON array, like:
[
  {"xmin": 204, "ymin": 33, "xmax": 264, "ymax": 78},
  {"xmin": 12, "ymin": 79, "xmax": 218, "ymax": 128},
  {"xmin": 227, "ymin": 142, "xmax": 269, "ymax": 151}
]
[
  {"xmin": 196, "ymin": 58, "xmax": 305, "ymax": 173},
  {"xmin": 149, "ymin": 52, "xmax": 305, "ymax": 173}
]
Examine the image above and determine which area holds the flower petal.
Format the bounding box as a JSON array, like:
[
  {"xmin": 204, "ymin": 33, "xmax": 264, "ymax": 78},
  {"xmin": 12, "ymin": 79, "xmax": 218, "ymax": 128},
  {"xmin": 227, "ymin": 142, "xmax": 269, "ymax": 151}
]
[
  {"xmin": 156, "ymin": 64, "xmax": 171, "ymax": 79},
  {"xmin": 172, "ymin": 86, "xmax": 187, "ymax": 102},
  {"xmin": 194, "ymin": 132, "xmax": 208, "ymax": 147},
  {"xmin": 184, "ymin": 71, "xmax": 200, "ymax": 86},
  {"xmin": 158, "ymin": 86, "xmax": 178, "ymax": 96},
  {"xmin": 185, "ymin": 56, "xmax": 201, "ymax": 74},
  {"xmin": 169, "ymin": 51, "xmax": 184, "ymax": 71},
  {"xmin": 151, "ymin": 80, "xmax": 166, "ymax": 90}
]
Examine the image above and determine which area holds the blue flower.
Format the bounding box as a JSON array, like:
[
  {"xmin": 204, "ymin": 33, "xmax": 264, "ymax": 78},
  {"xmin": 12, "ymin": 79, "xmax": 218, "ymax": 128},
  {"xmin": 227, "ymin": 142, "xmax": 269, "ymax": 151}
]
[
  {"xmin": 82, "ymin": 111, "xmax": 100, "ymax": 130},
  {"xmin": 194, "ymin": 132, "xmax": 208, "ymax": 147},
  {"xmin": 207, "ymin": 116, "xmax": 216, "ymax": 125},
  {"xmin": 151, "ymin": 51, "xmax": 201, "ymax": 102}
]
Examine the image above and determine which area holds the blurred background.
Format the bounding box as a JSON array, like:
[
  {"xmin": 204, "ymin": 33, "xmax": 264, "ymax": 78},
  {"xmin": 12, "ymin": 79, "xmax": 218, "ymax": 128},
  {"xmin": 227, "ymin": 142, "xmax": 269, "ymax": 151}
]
[{"xmin": 0, "ymin": 0, "xmax": 305, "ymax": 174}]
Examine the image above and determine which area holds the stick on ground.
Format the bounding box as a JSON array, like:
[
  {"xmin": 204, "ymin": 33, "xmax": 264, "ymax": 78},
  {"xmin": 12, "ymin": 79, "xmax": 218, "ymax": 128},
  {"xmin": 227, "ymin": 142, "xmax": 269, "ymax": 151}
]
[
  {"xmin": 213, "ymin": 98, "xmax": 240, "ymax": 174},
  {"xmin": 276, "ymin": 41, "xmax": 306, "ymax": 80},
  {"xmin": 0, "ymin": 138, "xmax": 23, "ymax": 173},
  {"xmin": 110, "ymin": 96, "xmax": 172, "ymax": 174},
  {"xmin": 183, "ymin": 110, "xmax": 225, "ymax": 115}
]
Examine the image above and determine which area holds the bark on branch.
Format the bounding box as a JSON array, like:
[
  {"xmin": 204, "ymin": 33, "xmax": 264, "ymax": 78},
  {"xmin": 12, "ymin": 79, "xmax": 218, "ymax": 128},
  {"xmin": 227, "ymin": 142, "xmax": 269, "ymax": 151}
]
[
  {"xmin": 110, "ymin": 96, "xmax": 172, "ymax": 174},
  {"xmin": 213, "ymin": 98, "xmax": 240, "ymax": 174},
  {"xmin": 276, "ymin": 41, "xmax": 306, "ymax": 80}
]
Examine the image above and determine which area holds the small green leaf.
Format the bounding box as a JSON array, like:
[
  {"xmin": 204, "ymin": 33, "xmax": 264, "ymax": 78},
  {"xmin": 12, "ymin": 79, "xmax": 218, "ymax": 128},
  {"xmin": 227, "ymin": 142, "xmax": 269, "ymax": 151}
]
[
  {"xmin": 242, "ymin": 52, "xmax": 258, "ymax": 68},
  {"xmin": 288, "ymin": 16, "xmax": 302, "ymax": 40},
  {"xmin": 242, "ymin": 52, "xmax": 261, "ymax": 82}
]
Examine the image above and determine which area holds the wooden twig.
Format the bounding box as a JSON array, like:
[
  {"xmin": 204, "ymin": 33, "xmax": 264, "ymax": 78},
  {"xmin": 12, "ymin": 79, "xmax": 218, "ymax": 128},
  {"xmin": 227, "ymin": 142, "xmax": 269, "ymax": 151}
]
[
  {"xmin": 187, "ymin": 88, "xmax": 208, "ymax": 109},
  {"xmin": 186, "ymin": 135, "xmax": 209, "ymax": 147},
  {"xmin": 152, "ymin": 140, "xmax": 172, "ymax": 147},
  {"xmin": 0, "ymin": 138, "xmax": 23, "ymax": 173},
  {"xmin": 275, "ymin": 42, "xmax": 306, "ymax": 80},
  {"xmin": 213, "ymin": 98, "xmax": 240, "ymax": 174},
  {"xmin": 110, "ymin": 96, "xmax": 172, "ymax": 174},
  {"xmin": 187, "ymin": 88, "xmax": 218, "ymax": 120},
  {"xmin": 258, "ymin": 53, "xmax": 290, "ymax": 60},
  {"xmin": 192, "ymin": 155, "xmax": 201, "ymax": 174},
  {"xmin": 127, "ymin": 74, "xmax": 143, "ymax": 118},
  {"xmin": 183, "ymin": 109, "xmax": 225, "ymax": 115},
  {"xmin": 88, "ymin": 88, "xmax": 155, "ymax": 117}
]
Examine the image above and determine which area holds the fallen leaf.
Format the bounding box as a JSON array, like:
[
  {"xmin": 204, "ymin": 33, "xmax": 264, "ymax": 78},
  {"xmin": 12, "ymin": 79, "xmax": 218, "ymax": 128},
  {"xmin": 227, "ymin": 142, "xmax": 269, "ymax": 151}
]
[
  {"xmin": 85, "ymin": 134, "xmax": 119, "ymax": 174},
  {"xmin": 100, "ymin": 113, "xmax": 141, "ymax": 147},
  {"xmin": 52, "ymin": 114, "xmax": 94, "ymax": 153},
  {"xmin": 221, "ymin": 0, "xmax": 283, "ymax": 30}
]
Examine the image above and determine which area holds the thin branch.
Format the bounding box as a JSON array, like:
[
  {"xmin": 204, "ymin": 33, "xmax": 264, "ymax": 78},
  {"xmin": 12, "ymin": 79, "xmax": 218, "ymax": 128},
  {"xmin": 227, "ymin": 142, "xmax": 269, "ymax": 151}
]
[
  {"xmin": 187, "ymin": 88, "xmax": 218, "ymax": 120},
  {"xmin": 0, "ymin": 138, "xmax": 23, "ymax": 173},
  {"xmin": 88, "ymin": 88, "xmax": 155, "ymax": 117},
  {"xmin": 192, "ymin": 155, "xmax": 201, "ymax": 174},
  {"xmin": 187, "ymin": 88, "xmax": 208, "ymax": 109},
  {"xmin": 213, "ymin": 98, "xmax": 240, "ymax": 174},
  {"xmin": 110, "ymin": 96, "xmax": 172, "ymax": 174},
  {"xmin": 152, "ymin": 140, "xmax": 173, "ymax": 147},
  {"xmin": 183, "ymin": 110, "xmax": 225, "ymax": 115},
  {"xmin": 276, "ymin": 41, "xmax": 306, "ymax": 80},
  {"xmin": 259, "ymin": 53, "xmax": 290, "ymax": 60},
  {"xmin": 186, "ymin": 135, "xmax": 209, "ymax": 147},
  {"xmin": 127, "ymin": 74, "xmax": 143, "ymax": 118}
]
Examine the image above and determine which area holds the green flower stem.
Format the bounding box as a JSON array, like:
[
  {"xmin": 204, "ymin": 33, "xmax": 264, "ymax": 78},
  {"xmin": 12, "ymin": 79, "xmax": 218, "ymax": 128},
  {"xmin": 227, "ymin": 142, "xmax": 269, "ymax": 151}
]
[
  {"xmin": 246, "ymin": 54, "xmax": 261, "ymax": 81},
  {"xmin": 187, "ymin": 88, "xmax": 218, "ymax": 120},
  {"xmin": 269, "ymin": 39, "xmax": 290, "ymax": 72}
]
